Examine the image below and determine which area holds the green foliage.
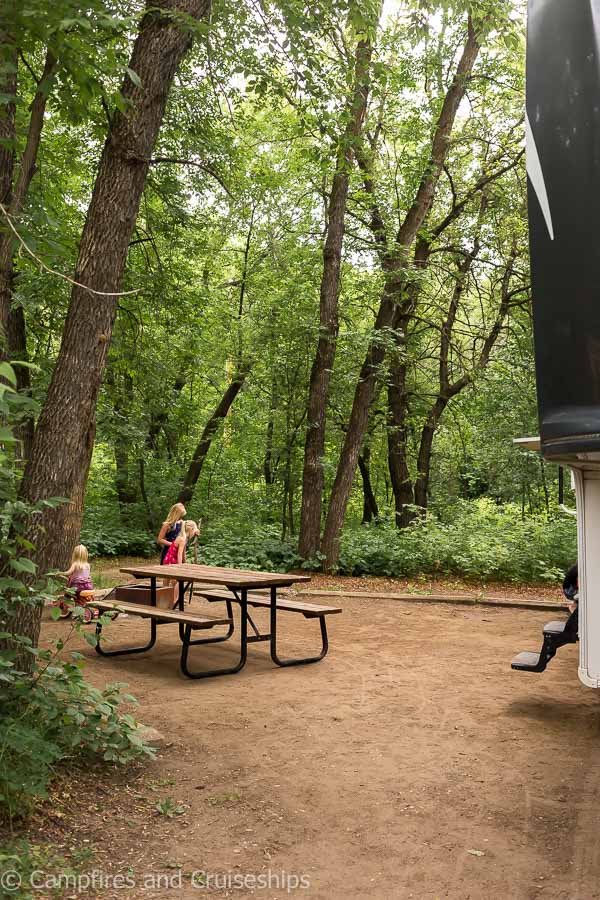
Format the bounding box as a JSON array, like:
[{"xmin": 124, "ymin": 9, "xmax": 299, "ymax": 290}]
[
  {"xmin": 6, "ymin": 0, "xmax": 545, "ymax": 581},
  {"xmin": 0, "ymin": 648, "xmax": 155, "ymax": 821},
  {"xmin": 336, "ymin": 499, "xmax": 576, "ymax": 581},
  {"xmin": 155, "ymin": 797, "xmax": 186, "ymax": 817},
  {"xmin": 0, "ymin": 840, "xmax": 93, "ymax": 900},
  {"xmin": 164, "ymin": 499, "xmax": 576, "ymax": 583},
  {"xmin": 0, "ymin": 366, "xmax": 154, "ymax": 824},
  {"xmin": 80, "ymin": 519, "xmax": 156, "ymax": 558},
  {"xmin": 201, "ymin": 525, "xmax": 301, "ymax": 572}
]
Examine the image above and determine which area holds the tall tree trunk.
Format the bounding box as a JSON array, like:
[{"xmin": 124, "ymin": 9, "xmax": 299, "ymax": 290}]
[
  {"xmin": 387, "ymin": 357, "xmax": 415, "ymax": 527},
  {"xmin": 114, "ymin": 438, "xmax": 138, "ymax": 509},
  {"xmin": 358, "ymin": 445, "xmax": 379, "ymax": 523},
  {"xmin": 14, "ymin": 0, "xmax": 211, "ymax": 658},
  {"xmin": 178, "ymin": 367, "xmax": 248, "ymax": 505},
  {"xmin": 386, "ymin": 241, "xmax": 430, "ymax": 527},
  {"xmin": 146, "ymin": 375, "xmax": 186, "ymax": 452},
  {"xmin": 413, "ymin": 398, "xmax": 446, "ymax": 510},
  {"xmin": 264, "ymin": 378, "xmax": 277, "ymax": 486},
  {"xmin": 106, "ymin": 370, "xmax": 138, "ymax": 514},
  {"xmin": 0, "ymin": 23, "xmax": 17, "ymax": 349},
  {"xmin": 138, "ymin": 457, "xmax": 156, "ymax": 530},
  {"xmin": 298, "ymin": 27, "xmax": 376, "ymax": 560},
  {"xmin": 0, "ymin": 48, "xmax": 57, "ymax": 460},
  {"xmin": 321, "ymin": 14, "xmax": 481, "ymax": 570}
]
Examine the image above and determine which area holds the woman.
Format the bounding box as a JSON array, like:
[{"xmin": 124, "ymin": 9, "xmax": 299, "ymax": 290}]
[{"xmin": 157, "ymin": 502, "xmax": 186, "ymax": 563}]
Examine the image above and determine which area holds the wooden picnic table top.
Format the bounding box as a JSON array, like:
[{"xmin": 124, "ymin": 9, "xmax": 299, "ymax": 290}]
[{"xmin": 120, "ymin": 563, "xmax": 311, "ymax": 590}]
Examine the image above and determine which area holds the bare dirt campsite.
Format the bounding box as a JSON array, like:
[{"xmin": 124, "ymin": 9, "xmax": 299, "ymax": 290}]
[{"xmin": 30, "ymin": 578, "xmax": 600, "ymax": 900}]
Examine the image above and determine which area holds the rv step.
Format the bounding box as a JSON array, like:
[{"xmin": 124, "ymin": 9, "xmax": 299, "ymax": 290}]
[
  {"xmin": 511, "ymin": 651, "xmax": 546, "ymax": 672},
  {"xmin": 543, "ymin": 620, "xmax": 567, "ymax": 636}
]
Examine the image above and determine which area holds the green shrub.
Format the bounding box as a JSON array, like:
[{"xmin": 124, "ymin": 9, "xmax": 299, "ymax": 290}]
[
  {"xmin": 0, "ymin": 364, "xmax": 154, "ymax": 825},
  {"xmin": 0, "ymin": 629, "xmax": 154, "ymax": 821},
  {"xmin": 200, "ymin": 525, "xmax": 300, "ymax": 572},
  {"xmin": 79, "ymin": 521, "xmax": 156, "ymax": 557},
  {"xmin": 336, "ymin": 499, "xmax": 576, "ymax": 581},
  {"xmin": 154, "ymin": 500, "xmax": 576, "ymax": 582},
  {"xmin": 0, "ymin": 840, "xmax": 93, "ymax": 900}
]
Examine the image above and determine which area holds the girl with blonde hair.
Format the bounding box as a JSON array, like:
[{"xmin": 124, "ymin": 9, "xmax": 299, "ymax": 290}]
[
  {"xmin": 157, "ymin": 502, "xmax": 186, "ymax": 563},
  {"xmin": 162, "ymin": 520, "xmax": 200, "ymax": 566},
  {"xmin": 161, "ymin": 520, "xmax": 201, "ymax": 606},
  {"xmin": 56, "ymin": 544, "xmax": 95, "ymax": 619}
]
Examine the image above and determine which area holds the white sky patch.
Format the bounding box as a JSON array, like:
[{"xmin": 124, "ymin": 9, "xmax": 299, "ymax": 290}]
[{"xmin": 525, "ymin": 112, "xmax": 555, "ymax": 240}]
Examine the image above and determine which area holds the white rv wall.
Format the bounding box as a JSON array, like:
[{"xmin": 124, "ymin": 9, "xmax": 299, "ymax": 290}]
[{"xmin": 573, "ymin": 467, "xmax": 600, "ymax": 687}]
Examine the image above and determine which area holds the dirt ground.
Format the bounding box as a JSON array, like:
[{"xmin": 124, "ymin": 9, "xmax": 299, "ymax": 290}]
[{"xmin": 28, "ymin": 589, "xmax": 600, "ymax": 900}]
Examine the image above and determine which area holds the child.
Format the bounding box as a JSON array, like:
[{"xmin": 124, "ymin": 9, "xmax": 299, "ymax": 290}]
[
  {"xmin": 161, "ymin": 521, "xmax": 200, "ymax": 606},
  {"xmin": 157, "ymin": 502, "xmax": 186, "ymax": 562},
  {"xmin": 56, "ymin": 544, "xmax": 97, "ymax": 621}
]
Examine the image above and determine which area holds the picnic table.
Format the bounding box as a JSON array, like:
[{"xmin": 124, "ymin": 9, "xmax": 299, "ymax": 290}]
[{"xmin": 91, "ymin": 563, "xmax": 342, "ymax": 680}]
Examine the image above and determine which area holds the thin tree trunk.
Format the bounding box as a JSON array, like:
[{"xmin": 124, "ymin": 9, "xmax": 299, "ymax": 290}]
[
  {"xmin": 115, "ymin": 439, "xmax": 138, "ymax": 509},
  {"xmin": 288, "ymin": 461, "xmax": 295, "ymax": 537},
  {"xmin": 178, "ymin": 367, "xmax": 248, "ymax": 505},
  {"xmin": 264, "ymin": 379, "xmax": 276, "ymax": 486},
  {"xmin": 387, "ymin": 358, "xmax": 415, "ymax": 527},
  {"xmin": 298, "ymin": 27, "xmax": 376, "ymax": 560},
  {"xmin": 14, "ymin": 0, "xmax": 211, "ymax": 659},
  {"xmin": 106, "ymin": 370, "xmax": 138, "ymax": 514},
  {"xmin": 138, "ymin": 457, "xmax": 155, "ymax": 530},
  {"xmin": 540, "ymin": 457, "xmax": 549, "ymax": 515},
  {"xmin": 321, "ymin": 15, "xmax": 481, "ymax": 570},
  {"xmin": 413, "ymin": 399, "xmax": 446, "ymax": 509},
  {"xmin": 358, "ymin": 445, "xmax": 379, "ymax": 523},
  {"xmin": 146, "ymin": 375, "xmax": 186, "ymax": 452},
  {"xmin": 0, "ymin": 22, "xmax": 17, "ymax": 349},
  {"xmin": 386, "ymin": 262, "xmax": 426, "ymax": 529},
  {"xmin": 0, "ymin": 48, "xmax": 57, "ymax": 460}
]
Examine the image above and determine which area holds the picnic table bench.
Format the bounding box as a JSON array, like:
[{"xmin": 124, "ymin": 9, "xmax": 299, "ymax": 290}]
[
  {"xmin": 194, "ymin": 587, "xmax": 342, "ymax": 666},
  {"xmin": 90, "ymin": 564, "xmax": 342, "ymax": 680},
  {"xmin": 90, "ymin": 597, "xmax": 234, "ymax": 678}
]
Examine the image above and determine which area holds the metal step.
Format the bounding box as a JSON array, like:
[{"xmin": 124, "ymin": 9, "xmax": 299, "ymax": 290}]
[
  {"xmin": 544, "ymin": 620, "xmax": 567, "ymax": 635},
  {"xmin": 511, "ymin": 651, "xmax": 546, "ymax": 672}
]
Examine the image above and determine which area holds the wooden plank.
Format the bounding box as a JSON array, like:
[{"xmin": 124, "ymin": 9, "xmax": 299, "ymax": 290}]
[
  {"xmin": 90, "ymin": 599, "xmax": 232, "ymax": 628},
  {"xmin": 196, "ymin": 588, "xmax": 342, "ymax": 617},
  {"xmin": 119, "ymin": 563, "xmax": 310, "ymax": 589}
]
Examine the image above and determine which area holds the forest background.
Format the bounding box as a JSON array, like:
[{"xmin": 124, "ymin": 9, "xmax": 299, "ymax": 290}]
[{"xmin": 1, "ymin": 0, "xmax": 577, "ymax": 589}]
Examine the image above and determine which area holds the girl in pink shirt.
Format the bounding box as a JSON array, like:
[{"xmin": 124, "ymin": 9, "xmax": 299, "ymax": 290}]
[{"xmin": 56, "ymin": 544, "xmax": 96, "ymax": 620}]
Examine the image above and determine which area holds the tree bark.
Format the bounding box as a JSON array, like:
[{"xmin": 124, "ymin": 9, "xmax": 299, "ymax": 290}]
[
  {"xmin": 413, "ymin": 399, "xmax": 447, "ymax": 510},
  {"xmin": 0, "ymin": 48, "xmax": 57, "ymax": 459},
  {"xmin": 16, "ymin": 0, "xmax": 211, "ymax": 654},
  {"xmin": 321, "ymin": 14, "xmax": 481, "ymax": 570},
  {"xmin": 387, "ymin": 357, "xmax": 415, "ymax": 527},
  {"xmin": 105, "ymin": 369, "xmax": 138, "ymax": 512},
  {"xmin": 0, "ymin": 23, "xmax": 17, "ymax": 347},
  {"xmin": 298, "ymin": 29, "xmax": 375, "ymax": 560},
  {"xmin": 263, "ymin": 378, "xmax": 277, "ymax": 486},
  {"xmin": 146, "ymin": 375, "xmax": 186, "ymax": 453},
  {"xmin": 178, "ymin": 367, "xmax": 248, "ymax": 505},
  {"xmin": 358, "ymin": 445, "xmax": 379, "ymax": 523}
]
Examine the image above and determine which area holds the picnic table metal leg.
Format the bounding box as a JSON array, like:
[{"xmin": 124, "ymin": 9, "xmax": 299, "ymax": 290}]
[
  {"xmin": 94, "ymin": 615, "xmax": 158, "ymax": 657},
  {"xmin": 179, "ymin": 594, "xmax": 247, "ymax": 679},
  {"xmin": 179, "ymin": 598, "xmax": 235, "ymax": 646},
  {"xmin": 269, "ymin": 586, "xmax": 329, "ymax": 667}
]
